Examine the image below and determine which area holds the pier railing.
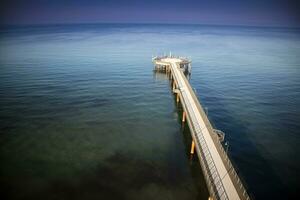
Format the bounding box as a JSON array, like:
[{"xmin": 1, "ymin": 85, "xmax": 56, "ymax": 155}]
[
  {"xmin": 178, "ymin": 63, "xmax": 250, "ymax": 200},
  {"xmin": 153, "ymin": 57, "xmax": 250, "ymax": 200},
  {"xmin": 170, "ymin": 64, "xmax": 228, "ymax": 200},
  {"xmin": 152, "ymin": 55, "xmax": 191, "ymax": 63},
  {"xmin": 183, "ymin": 90, "xmax": 229, "ymax": 200}
]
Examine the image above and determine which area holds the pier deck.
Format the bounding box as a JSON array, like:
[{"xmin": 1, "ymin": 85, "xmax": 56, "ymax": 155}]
[{"xmin": 153, "ymin": 56, "xmax": 250, "ymax": 200}]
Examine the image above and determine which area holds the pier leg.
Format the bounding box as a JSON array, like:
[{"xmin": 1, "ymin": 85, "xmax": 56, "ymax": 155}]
[
  {"xmin": 176, "ymin": 93, "xmax": 180, "ymax": 103},
  {"xmin": 182, "ymin": 111, "xmax": 186, "ymax": 123},
  {"xmin": 173, "ymin": 81, "xmax": 176, "ymax": 91},
  {"xmin": 190, "ymin": 140, "xmax": 195, "ymax": 154}
]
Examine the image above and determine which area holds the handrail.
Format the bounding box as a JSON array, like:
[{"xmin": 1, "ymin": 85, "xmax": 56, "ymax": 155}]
[
  {"xmin": 185, "ymin": 91, "xmax": 229, "ymax": 200},
  {"xmin": 153, "ymin": 55, "xmax": 191, "ymax": 63},
  {"xmin": 173, "ymin": 62, "xmax": 250, "ymax": 200},
  {"xmin": 170, "ymin": 63, "xmax": 228, "ymax": 200},
  {"xmin": 153, "ymin": 57, "xmax": 250, "ymax": 200}
]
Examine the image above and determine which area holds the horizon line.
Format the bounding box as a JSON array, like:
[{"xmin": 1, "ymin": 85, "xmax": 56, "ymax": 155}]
[{"xmin": 1, "ymin": 21, "xmax": 300, "ymax": 29}]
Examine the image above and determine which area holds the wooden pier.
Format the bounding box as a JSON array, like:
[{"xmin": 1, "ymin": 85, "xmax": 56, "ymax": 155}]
[{"xmin": 153, "ymin": 55, "xmax": 250, "ymax": 200}]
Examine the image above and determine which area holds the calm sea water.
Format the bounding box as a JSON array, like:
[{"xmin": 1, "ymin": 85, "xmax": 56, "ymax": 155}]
[{"xmin": 0, "ymin": 24, "xmax": 299, "ymax": 200}]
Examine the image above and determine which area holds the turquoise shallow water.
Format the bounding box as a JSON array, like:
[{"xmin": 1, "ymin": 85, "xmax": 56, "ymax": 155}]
[{"xmin": 0, "ymin": 24, "xmax": 300, "ymax": 199}]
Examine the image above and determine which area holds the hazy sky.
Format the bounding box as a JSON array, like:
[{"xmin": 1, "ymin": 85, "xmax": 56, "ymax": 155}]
[{"xmin": 1, "ymin": 0, "xmax": 300, "ymax": 27}]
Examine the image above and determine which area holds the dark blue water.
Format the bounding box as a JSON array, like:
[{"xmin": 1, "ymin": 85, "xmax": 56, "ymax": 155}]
[{"xmin": 0, "ymin": 24, "xmax": 299, "ymax": 199}]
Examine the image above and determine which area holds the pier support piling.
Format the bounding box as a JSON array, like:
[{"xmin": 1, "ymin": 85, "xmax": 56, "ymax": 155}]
[
  {"xmin": 182, "ymin": 111, "xmax": 186, "ymax": 123},
  {"xmin": 190, "ymin": 140, "xmax": 195, "ymax": 154}
]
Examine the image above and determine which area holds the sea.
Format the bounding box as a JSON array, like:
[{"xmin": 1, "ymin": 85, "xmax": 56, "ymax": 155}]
[{"xmin": 0, "ymin": 24, "xmax": 299, "ymax": 200}]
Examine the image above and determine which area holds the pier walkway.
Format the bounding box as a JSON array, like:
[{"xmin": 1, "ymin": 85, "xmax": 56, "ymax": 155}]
[{"xmin": 153, "ymin": 56, "xmax": 250, "ymax": 200}]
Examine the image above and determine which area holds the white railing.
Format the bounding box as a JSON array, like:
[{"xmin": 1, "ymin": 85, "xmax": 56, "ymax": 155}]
[
  {"xmin": 153, "ymin": 57, "xmax": 250, "ymax": 200},
  {"xmin": 170, "ymin": 63, "xmax": 228, "ymax": 200},
  {"xmin": 153, "ymin": 55, "xmax": 191, "ymax": 63},
  {"xmin": 168, "ymin": 61, "xmax": 250, "ymax": 200}
]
